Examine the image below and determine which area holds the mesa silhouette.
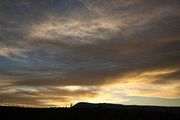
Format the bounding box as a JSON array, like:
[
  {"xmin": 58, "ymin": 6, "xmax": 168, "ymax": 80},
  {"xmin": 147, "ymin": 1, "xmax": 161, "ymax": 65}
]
[{"xmin": 0, "ymin": 102, "xmax": 180, "ymax": 120}]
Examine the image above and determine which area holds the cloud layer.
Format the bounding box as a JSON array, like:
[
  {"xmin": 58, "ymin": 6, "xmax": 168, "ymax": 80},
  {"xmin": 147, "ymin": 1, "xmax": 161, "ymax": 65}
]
[{"xmin": 0, "ymin": 0, "xmax": 180, "ymax": 107}]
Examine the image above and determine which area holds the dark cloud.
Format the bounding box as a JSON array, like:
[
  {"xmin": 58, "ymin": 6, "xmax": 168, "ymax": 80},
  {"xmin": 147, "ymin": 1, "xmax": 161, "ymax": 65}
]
[{"xmin": 151, "ymin": 70, "xmax": 180, "ymax": 84}]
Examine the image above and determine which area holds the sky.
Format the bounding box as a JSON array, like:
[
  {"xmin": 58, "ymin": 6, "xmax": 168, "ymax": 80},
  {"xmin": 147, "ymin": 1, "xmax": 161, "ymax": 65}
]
[{"xmin": 0, "ymin": 0, "xmax": 180, "ymax": 107}]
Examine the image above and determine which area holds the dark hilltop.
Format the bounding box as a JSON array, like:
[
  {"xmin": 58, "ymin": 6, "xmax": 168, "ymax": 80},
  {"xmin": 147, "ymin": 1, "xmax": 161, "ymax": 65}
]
[{"xmin": 0, "ymin": 102, "xmax": 180, "ymax": 120}]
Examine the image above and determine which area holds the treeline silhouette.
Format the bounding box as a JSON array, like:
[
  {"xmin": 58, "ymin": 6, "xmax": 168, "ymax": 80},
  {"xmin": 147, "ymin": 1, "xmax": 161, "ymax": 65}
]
[{"xmin": 0, "ymin": 102, "xmax": 180, "ymax": 120}]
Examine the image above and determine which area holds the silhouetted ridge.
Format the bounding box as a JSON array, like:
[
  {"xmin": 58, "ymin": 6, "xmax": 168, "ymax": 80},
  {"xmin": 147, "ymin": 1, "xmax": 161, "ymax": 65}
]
[
  {"xmin": 1, "ymin": 103, "xmax": 180, "ymax": 120},
  {"xmin": 72, "ymin": 102, "xmax": 124, "ymax": 109},
  {"xmin": 72, "ymin": 102, "xmax": 180, "ymax": 112},
  {"xmin": 73, "ymin": 102, "xmax": 99, "ymax": 108}
]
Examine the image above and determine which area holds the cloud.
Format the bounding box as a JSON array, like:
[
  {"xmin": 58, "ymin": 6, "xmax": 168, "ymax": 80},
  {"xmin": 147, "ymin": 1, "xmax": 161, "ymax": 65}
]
[
  {"xmin": 0, "ymin": 83, "xmax": 98, "ymax": 107},
  {"xmin": 0, "ymin": 0, "xmax": 180, "ymax": 106},
  {"xmin": 29, "ymin": 18, "xmax": 119, "ymax": 43},
  {"xmin": 0, "ymin": 46, "xmax": 26, "ymax": 59}
]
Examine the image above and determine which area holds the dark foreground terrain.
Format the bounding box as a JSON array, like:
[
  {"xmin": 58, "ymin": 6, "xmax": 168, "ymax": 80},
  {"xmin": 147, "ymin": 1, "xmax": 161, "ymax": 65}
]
[{"xmin": 0, "ymin": 102, "xmax": 180, "ymax": 120}]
